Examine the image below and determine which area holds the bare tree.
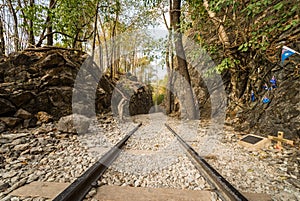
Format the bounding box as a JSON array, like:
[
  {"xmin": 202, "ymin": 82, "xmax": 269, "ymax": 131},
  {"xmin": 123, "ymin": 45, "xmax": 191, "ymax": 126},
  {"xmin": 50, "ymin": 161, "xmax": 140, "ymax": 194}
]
[
  {"xmin": 28, "ymin": 0, "xmax": 35, "ymax": 46},
  {"xmin": 46, "ymin": 0, "xmax": 55, "ymax": 46},
  {"xmin": 0, "ymin": 15, "xmax": 5, "ymax": 55},
  {"xmin": 7, "ymin": 0, "xmax": 19, "ymax": 51},
  {"xmin": 170, "ymin": 0, "xmax": 197, "ymax": 119},
  {"xmin": 162, "ymin": 3, "xmax": 174, "ymax": 115},
  {"xmin": 203, "ymin": 0, "xmax": 230, "ymax": 48}
]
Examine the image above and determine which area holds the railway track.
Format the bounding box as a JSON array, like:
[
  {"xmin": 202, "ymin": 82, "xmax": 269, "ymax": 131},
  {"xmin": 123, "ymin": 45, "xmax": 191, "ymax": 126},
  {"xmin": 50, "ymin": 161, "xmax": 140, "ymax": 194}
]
[
  {"xmin": 53, "ymin": 119, "xmax": 248, "ymax": 201},
  {"xmin": 53, "ymin": 123, "xmax": 142, "ymax": 201},
  {"xmin": 165, "ymin": 124, "xmax": 248, "ymax": 201}
]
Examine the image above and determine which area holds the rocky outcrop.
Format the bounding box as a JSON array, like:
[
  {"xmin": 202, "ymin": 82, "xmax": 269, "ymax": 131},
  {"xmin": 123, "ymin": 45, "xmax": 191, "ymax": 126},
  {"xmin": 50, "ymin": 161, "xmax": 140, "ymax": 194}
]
[
  {"xmin": 0, "ymin": 48, "xmax": 85, "ymax": 115},
  {"xmin": 188, "ymin": 44, "xmax": 299, "ymax": 139},
  {"xmin": 0, "ymin": 48, "xmax": 87, "ymax": 131},
  {"xmin": 57, "ymin": 114, "xmax": 91, "ymax": 134},
  {"xmin": 111, "ymin": 75, "xmax": 153, "ymax": 118},
  {"xmin": 232, "ymin": 59, "xmax": 300, "ymax": 139},
  {"xmin": 0, "ymin": 47, "xmax": 154, "ymax": 132}
]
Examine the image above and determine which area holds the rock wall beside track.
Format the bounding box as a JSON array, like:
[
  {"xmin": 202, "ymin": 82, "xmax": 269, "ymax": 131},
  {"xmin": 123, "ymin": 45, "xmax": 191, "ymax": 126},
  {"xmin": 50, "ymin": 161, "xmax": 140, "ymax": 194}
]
[
  {"xmin": 187, "ymin": 44, "xmax": 300, "ymax": 139},
  {"xmin": 0, "ymin": 47, "xmax": 153, "ymax": 132}
]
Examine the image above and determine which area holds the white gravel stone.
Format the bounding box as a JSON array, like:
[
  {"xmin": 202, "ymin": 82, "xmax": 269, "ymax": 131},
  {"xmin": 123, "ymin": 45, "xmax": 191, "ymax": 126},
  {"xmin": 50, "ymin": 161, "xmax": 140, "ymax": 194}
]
[
  {"xmin": 1, "ymin": 113, "xmax": 299, "ymax": 201},
  {"xmin": 57, "ymin": 114, "xmax": 91, "ymax": 134},
  {"xmin": 10, "ymin": 197, "xmax": 20, "ymax": 201}
]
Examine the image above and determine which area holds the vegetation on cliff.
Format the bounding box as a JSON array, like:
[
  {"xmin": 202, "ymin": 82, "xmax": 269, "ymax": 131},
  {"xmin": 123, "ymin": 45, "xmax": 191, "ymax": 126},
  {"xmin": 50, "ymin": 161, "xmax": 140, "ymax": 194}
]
[{"xmin": 0, "ymin": 0, "xmax": 299, "ymax": 137}]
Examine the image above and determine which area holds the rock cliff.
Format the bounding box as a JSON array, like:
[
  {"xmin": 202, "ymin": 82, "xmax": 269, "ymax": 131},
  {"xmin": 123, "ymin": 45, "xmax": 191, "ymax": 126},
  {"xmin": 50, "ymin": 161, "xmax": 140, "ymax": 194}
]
[
  {"xmin": 188, "ymin": 44, "xmax": 300, "ymax": 139},
  {"xmin": 0, "ymin": 47, "xmax": 153, "ymax": 132}
]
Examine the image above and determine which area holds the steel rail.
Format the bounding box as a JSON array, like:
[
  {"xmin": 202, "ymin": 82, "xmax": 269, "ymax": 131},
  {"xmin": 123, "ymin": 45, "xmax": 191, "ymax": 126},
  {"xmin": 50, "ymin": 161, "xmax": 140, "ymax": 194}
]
[
  {"xmin": 53, "ymin": 122, "xmax": 142, "ymax": 201},
  {"xmin": 165, "ymin": 123, "xmax": 248, "ymax": 201}
]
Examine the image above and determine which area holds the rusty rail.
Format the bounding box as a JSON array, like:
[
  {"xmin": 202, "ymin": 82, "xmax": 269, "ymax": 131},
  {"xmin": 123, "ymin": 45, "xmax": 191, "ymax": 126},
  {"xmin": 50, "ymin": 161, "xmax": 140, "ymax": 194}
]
[
  {"xmin": 53, "ymin": 123, "xmax": 142, "ymax": 201},
  {"xmin": 165, "ymin": 123, "xmax": 248, "ymax": 201}
]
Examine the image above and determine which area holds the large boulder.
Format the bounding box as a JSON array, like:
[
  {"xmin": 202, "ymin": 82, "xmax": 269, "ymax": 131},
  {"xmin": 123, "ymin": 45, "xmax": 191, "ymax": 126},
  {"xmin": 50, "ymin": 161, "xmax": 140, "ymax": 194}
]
[
  {"xmin": 0, "ymin": 98, "xmax": 16, "ymax": 116},
  {"xmin": 111, "ymin": 75, "xmax": 153, "ymax": 117},
  {"xmin": 57, "ymin": 114, "xmax": 91, "ymax": 134},
  {"xmin": 0, "ymin": 47, "xmax": 153, "ymax": 132},
  {"xmin": 0, "ymin": 48, "xmax": 87, "ymax": 121},
  {"xmin": 0, "ymin": 117, "xmax": 21, "ymax": 128},
  {"xmin": 0, "ymin": 48, "xmax": 114, "ymax": 132},
  {"xmin": 14, "ymin": 108, "xmax": 32, "ymax": 119}
]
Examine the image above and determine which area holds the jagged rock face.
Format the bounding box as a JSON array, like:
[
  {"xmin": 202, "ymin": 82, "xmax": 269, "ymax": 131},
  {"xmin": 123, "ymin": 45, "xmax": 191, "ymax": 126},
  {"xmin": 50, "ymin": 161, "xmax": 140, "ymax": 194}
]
[
  {"xmin": 0, "ymin": 49, "xmax": 98, "ymax": 131},
  {"xmin": 227, "ymin": 43, "xmax": 300, "ymax": 139},
  {"xmin": 111, "ymin": 76, "xmax": 153, "ymax": 117},
  {"xmin": 243, "ymin": 65, "xmax": 300, "ymax": 138},
  {"xmin": 189, "ymin": 45, "xmax": 300, "ymax": 139},
  {"xmin": 128, "ymin": 84, "xmax": 153, "ymax": 116},
  {"xmin": 188, "ymin": 68, "xmax": 212, "ymax": 119},
  {"xmin": 0, "ymin": 48, "xmax": 87, "ymax": 126},
  {"xmin": 0, "ymin": 48, "xmax": 154, "ymax": 132}
]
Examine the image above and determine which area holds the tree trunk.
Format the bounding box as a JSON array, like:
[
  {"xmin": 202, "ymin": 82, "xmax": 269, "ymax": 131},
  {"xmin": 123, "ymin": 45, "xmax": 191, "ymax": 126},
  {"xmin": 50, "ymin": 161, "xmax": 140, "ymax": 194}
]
[
  {"xmin": 92, "ymin": 2, "xmax": 99, "ymax": 59},
  {"xmin": 110, "ymin": 10, "xmax": 119, "ymax": 79},
  {"xmin": 130, "ymin": 49, "xmax": 136, "ymax": 75},
  {"xmin": 163, "ymin": 6, "xmax": 174, "ymax": 115},
  {"xmin": 28, "ymin": 0, "xmax": 35, "ymax": 46},
  {"xmin": 165, "ymin": 37, "xmax": 174, "ymax": 114},
  {"xmin": 17, "ymin": 0, "xmax": 30, "ymax": 46},
  {"xmin": 47, "ymin": 0, "xmax": 55, "ymax": 46},
  {"xmin": 97, "ymin": 29, "xmax": 104, "ymax": 72},
  {"xmin": 7, "ymin": 0, "xmax": 19, "ymax": 51},
  {"xmin": 171, "ymin": 0, "xmax": 197, "ymax": 119},
  {"xmin": 72, "ymin": 29, "xmax": 82, "ymax": 49},
  {"xmin": 35, "ymin": 0, "xmax": 56, "ymax": 47},
  {"xmin": 0, "ymin": 17, "xmax": 5, "ymax": 56},
  {"xmin": 203, "ymin": 0, "xmax": 230, "ymax": 48},
  {"xmin": 99, "ymin": 16, "xmax": 109, "ymax": 75},
  {"xmin": 115, "ymin": 43, "xmax": 121, "ymax": 76}
]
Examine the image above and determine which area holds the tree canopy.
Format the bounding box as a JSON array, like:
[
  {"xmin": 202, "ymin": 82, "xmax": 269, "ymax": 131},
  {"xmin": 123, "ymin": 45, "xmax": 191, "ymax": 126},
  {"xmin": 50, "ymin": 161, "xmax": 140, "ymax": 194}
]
[{"xmin": 1, "ymin": 0, "xmax": 298, "ymax": 118}]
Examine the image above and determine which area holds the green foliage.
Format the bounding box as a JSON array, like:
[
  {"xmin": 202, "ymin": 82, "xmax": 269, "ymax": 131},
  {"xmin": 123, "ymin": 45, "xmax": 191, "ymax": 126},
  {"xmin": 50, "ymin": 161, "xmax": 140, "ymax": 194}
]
[
  {"xmin": 16, "ymin": 0, "xmax": 100, "ymax": 47},
  {"xmin": 241, "ymin": 0, "xmax": 300, "ymax": 52},
  {"xmin": 186, "ymin": 0, "xmax": 299, "ymax": 61},
  {"xmin": 153, "ymin": 93, "xmax": 165, "ymax": 105},
  {"xmin": 206, "ymin": 44, "xmax": 218, "ymax": 55},
  {"xmin": 205, "ymin": 57, "xmax": 239, "ymax": 77},
  {"xmin": 53, "ymin": 0, "xmax": 97, "ymax": 47},
  {"xmin": 152, "ymin": 83, "xmax": 166, "ymax": 105},
  {"xmin": 241, "ymin": 0, "xmax": 272, "ymax": 17},
  {"xmin": 208, "ymin": 0, "xmax": 238, "ymax": 13},
  {"xmin": 151, "ymin": 76, "xmax": 167, "ymax": 105},
  {"xmin": 238, "ymin": 38, "xmax": 269, "ymax": 52},
  {"xmin": 185, "ymin": 0, "xmax": 207, "ymax": 23},
  {"xmin": 19, "ymin": 3, "xmax": 48, "ymax": 36}
]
